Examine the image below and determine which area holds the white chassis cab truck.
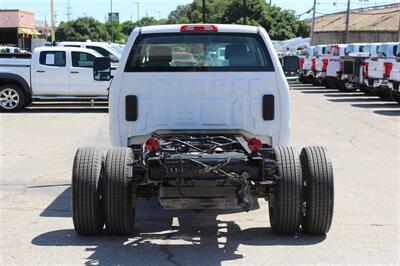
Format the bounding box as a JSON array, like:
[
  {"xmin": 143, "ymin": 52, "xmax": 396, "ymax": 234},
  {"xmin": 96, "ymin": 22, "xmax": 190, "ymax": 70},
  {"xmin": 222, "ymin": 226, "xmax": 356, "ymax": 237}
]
[
  {"xmin": 0, "ymin": 47, "xmax": 111, "ymax": 112},
  {"xmin": 72, "ymin": 24, "xmax": 334, "ymax": 236}
]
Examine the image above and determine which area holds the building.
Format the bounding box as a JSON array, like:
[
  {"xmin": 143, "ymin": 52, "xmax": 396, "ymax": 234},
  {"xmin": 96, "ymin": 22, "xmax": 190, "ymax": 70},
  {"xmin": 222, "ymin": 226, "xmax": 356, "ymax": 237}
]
[
  {"xmin": 35, "ymin": 20, "xmax": 51, "ymax": 39},
  {"xmin": 311, "ymin": 3, "xmax": 400, "ymax": 45},
  {"xmin": 0, "ymin": 9, "xmax": 41, "ymax": 50}
]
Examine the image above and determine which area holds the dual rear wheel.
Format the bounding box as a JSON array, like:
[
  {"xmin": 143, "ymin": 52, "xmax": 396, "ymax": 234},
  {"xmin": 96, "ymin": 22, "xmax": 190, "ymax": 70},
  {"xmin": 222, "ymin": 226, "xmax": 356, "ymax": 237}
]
[
  {"xmin": 269, "ymin": 146, "xmax": 334, "ymax": 235},
  {"xmin": 72, "ymin": 147, "xmax": 135, "ymax": 235},
  {"xmin": 72, "ymin": 146, "xmax": 334, "ymax": 236}
]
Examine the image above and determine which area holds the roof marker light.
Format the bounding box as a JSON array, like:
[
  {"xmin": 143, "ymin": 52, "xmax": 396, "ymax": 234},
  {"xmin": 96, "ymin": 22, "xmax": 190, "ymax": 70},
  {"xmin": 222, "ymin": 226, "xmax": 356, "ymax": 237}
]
[{"xmin": 180, "ymin": 25, "xmax": 218, "ymax": 32}]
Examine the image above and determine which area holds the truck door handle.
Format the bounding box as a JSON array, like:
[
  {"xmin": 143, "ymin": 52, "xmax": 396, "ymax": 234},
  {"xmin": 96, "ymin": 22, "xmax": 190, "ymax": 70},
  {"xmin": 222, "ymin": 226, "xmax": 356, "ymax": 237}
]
[
  {"xmin": 36, "ymin": 70, "xmax": 45, "ymax": 73},
  {"xmin": 70, "ymin": 71, "xmax": 79, "ymax": 74}
]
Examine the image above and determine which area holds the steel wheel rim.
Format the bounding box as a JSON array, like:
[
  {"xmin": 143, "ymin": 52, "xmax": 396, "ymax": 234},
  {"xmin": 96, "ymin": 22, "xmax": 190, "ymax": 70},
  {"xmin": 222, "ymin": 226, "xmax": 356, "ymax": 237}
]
[{"xmin": 0, "ymin": 88, "xmax": 20, "ymax": 109}]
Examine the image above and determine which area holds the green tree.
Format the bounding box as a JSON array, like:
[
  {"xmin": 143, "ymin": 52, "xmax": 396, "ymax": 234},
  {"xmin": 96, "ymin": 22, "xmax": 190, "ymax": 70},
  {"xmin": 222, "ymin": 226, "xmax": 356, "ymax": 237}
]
[
  {"xmin": 105, "ymin": 20, "xmax": 126, "ymax": 43},
  {"xmin": 137, "ymin": 16, "xmax": 159, "ymax": 26},
  {"xmin": 166, "ymin": 0, "xmax": 310, "ymax": 40},
  {"xmin": 55, "ymin": 17, "xmax": 109, "ymax": 42},
  {"xmin": 121, "ymin": 20, "xmax": 137, "ymax": 36}
]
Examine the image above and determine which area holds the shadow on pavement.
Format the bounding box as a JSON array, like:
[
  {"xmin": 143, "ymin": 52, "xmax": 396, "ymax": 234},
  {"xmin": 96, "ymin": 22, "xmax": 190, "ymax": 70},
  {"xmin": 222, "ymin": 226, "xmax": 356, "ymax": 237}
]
[
  {"xmin": 291, "ymin": 82, "xmax": 400, "ymax": 116},
  {"xmin": 22, "ymin": 108, "xmax": 108, "ymax": 114},
  {"xmin": 33, "ymin": 188, "xmax": 326, "ymax": 265},
  {"xmin": 351, "ymin": 103, "xmax": 400, "ymax": 109},
  {"xmin": 40, "ymin": 186, "xmax": 71, "ymax": 217},
  {"xmin": 373, "ymin": 110, "xmax": 400, "ymax": 116},
  {"xmin": 10, "ymin": 101, "xmax": 109, "ymax": 114}
]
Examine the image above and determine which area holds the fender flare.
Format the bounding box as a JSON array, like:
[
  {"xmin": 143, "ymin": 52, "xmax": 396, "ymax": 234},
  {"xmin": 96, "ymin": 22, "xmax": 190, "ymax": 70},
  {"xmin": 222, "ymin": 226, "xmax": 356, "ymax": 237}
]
[{"xmin": 0, "ymin": 73, "xmax": 32, "ymax": 95}]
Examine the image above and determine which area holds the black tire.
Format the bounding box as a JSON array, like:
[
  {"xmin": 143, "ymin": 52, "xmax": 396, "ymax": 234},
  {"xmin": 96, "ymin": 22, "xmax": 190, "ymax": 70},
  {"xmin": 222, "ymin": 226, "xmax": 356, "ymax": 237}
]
[
  {"xmin": 72, "ymin": 147, "xmax": 105, "ymax": 235},
  {"xmin": 332, "ymin": 79, "xmax": 341, "ymax": 90},
  {"xmin": 0, "ymin": 84, "xmax": 25, "ymax": 112},
  {"xmin": 23, "ymin": 95, "xmax": 33, "ymax": 108},
  {"xmin": 391, "ymin": 84, "xmax": 400, "ymax": 104},
  {"xmin": 269, "ymin": 146, "xmax": 303, "ymax": 234},
  {"xmin": 376, "ymin": 90, "xmax": 393, "ymax": 101},
  {"xmin": 104, "ymin": 147, "xmax": 135, "ymax": 235},
  {"xmin": 325, "ymin": 78, "xmax": 334, "ymax": 89},
  {"xmin": 338, "ymin": 81, "xmax": 357, "ymax": 92},
  {"xmin": 307, "ymin": 75, "xmax": 314, "ymax": 84},
  {"xmin": 359, "ymin": 85, "xmax": 375, "ymax": 96},
  {"xmin": 300, "ymin": 146, "xmax": 334, "ymax": 234}
]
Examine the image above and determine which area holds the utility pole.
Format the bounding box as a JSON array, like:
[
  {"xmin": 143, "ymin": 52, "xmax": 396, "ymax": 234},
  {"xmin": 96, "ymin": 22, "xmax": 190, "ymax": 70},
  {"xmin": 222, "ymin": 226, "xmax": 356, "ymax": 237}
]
[
  {"xmin": 202, "ymin": 0, "xmax": 206, "ymax": 23},
  {"xmin": 310, "ymin": 0, "xmax": 317, "ymax": 45},
  {"xmin": 66, "ymin": 0, "xmax": 72, "ymax": 21},
  {"xmin": 50, "ymin": 0, "xmax": 55, "ymax": 43},
  {"xmin": 133, "ymin": 2, "xmax": 140, "ymax": 23},
  {"xmin": 344, "ymin": 0, "xmax": 351, "ymax": 43},
  {"xmin": 157, "ymin": 11, "xmax": 161, "ymax": 20}
]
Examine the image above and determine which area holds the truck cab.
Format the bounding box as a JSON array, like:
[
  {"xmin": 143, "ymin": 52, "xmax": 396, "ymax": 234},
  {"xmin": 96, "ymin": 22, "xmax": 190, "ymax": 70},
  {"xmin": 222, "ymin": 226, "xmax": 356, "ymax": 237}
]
[
  {"xmin": 388, "ymin": 44, "xmax": 400, "ymax": 103},
  {"xmin": 299, "ymin": 45, "xmax": 330, "ymax": 84},
  {"xmin": 72, "ymin": 24, "xmax": 334, "ymax": 237},
  {"xmin": 0, "ymin": 47, "xmax": 110, "ymax": 111},
  {"xmin": 58, "ymin": 41, "xmax": 121, "ymax": 67},
  {"xmin": 364, "ymin": 42, "xmax": 399, "ymax": 99},
  {"xmin": 323, "ymin": 44, "xmax": 348, "ymax": 89},
  {"xmin": 338, "ymin": 43, "xmax": 380, "ymax": 92}
]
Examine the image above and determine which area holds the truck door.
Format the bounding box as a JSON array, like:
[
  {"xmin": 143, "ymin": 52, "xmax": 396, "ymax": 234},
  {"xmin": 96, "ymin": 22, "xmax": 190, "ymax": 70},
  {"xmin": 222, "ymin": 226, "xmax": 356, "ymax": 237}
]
[
  {"xmin": 69, "ymin": 51, "xmax": 108, "ymax": 96},
  {"xmin": 32, "ymin": 50, "xmax": 69, "ymax": 95}
]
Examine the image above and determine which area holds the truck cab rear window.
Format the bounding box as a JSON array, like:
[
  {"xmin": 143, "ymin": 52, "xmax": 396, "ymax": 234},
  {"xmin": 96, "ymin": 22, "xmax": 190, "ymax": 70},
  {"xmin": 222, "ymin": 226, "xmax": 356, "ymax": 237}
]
[{"xmin": 124, "ymin": 33, "xmax": 274, "ymax": 72}]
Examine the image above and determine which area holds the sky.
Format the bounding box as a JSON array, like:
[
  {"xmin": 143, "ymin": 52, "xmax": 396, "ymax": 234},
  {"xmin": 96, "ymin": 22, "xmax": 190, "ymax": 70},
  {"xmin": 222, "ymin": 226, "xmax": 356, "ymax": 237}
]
[{"xmin": 0, "ymin": 0, "xmax": 398, "ymax": 24}]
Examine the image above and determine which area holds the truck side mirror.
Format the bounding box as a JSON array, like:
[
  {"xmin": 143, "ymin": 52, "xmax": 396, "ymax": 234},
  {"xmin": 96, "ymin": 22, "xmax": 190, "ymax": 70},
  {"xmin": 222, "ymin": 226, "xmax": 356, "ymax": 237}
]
[
  {"xmin": 93, "ymin": 57, "xmax": 111, "ymax": 81},
  {"xmin": 282, "ymin": 55, "xmax": 300, "ymax": 77}
]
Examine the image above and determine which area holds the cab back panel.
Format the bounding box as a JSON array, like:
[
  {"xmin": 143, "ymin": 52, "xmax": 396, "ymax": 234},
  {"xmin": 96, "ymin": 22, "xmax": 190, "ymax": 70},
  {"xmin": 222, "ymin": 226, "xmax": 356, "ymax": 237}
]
[{"xmin": 112, "ymin": 71, "xmax": 285, "ymax": 146}]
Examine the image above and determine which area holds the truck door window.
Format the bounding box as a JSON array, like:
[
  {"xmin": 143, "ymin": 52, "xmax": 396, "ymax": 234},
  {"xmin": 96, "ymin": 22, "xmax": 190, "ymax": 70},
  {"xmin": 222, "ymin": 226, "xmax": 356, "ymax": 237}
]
[
  {"xmin": 39, "ymin": 51, "xmax": 66, "ymax": 66},
  {"xmin": 125, "ymin": 33, "xmax": 274, "ymax": 72},
  {"xmin": 71, "ymin": 52, "xmax": 95, "ymax": 68}
]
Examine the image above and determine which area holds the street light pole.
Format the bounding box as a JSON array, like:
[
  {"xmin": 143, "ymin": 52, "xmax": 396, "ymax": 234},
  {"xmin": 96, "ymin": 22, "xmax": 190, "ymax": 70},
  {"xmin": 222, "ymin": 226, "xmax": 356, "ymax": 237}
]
[
  {"xmin": 310, "ymin": 0, "xmax": 317, "ymax": 45},
  {"xmin": 133, "ymin": 2, "xmax": 139, "ymax": 23}
]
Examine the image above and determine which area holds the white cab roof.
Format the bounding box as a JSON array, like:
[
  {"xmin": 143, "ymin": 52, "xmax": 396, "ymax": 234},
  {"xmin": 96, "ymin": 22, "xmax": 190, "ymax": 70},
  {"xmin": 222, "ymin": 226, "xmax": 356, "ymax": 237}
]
[
  {"xmin": 33, "ymin": 46, "xmax": 102, "ymax": 56},
  {"xmin": 139, "ymin": 24, "xmax": 259, "ymax": 34}
]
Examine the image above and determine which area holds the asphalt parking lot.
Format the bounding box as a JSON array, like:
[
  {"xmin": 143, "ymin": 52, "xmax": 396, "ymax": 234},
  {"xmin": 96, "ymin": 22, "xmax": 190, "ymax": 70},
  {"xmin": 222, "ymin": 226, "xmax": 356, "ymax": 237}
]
[{"xmin": 0, "ymin": 81, "xmax": 399, "ymax": 265}]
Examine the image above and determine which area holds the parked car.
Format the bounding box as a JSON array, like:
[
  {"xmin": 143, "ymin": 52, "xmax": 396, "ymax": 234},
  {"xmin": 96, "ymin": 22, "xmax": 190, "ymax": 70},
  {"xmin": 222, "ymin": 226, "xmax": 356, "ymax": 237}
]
[
  {"xmin": 57, "ymin": 41, "xmax": 121, "ymax": 67},
  {"xmin": 72, "ymin": 24, "xmax": 334, "ymax": 236},
  {"xmin": 388, "ymin": 49, "xmax": 400, "ymax": 103},
  {"xmin": 337, "ymin": 43, "xmax": 380, "ymax": 92},
  {"xmin": 364, "ymin": 42, "xmax": 399, "ymax": 99},
  {"xmin": 315, "ymin": 44, "xmax": 348, "ymax": 88},
  {"xmin": 0, "ymin": 47, "xmax": 111, "ymax": 112},
  {"xmin": 299, "ymin": 45, "xmax": 329, "ymax": 84},
  {"xmin": 0, "ymin": 46, "xmax": 29, "ymax": 54},
  {"xmin": 171, "ymin": 52, "xmax": 196, "ymax": 67}
]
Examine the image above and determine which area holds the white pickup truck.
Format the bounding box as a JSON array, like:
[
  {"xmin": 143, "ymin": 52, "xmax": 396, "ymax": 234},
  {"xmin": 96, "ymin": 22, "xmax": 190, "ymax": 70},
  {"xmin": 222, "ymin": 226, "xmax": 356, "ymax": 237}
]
[
  {"xmin": 364, "ymin": 42, "xmax": 399, "ymax": 100},
  {"xmin": 315, "ymin": 44, "xmax": 347, "ymax": 89},
  {"xmin": 299, "ymin": 45, "xmax": 329, "ymax": 84},
  {"xmin": 388, "ymin": 55, "xmax": 400, "ymax": 103},
  {"xmin": 0, "ymin": 46, "xmax": 110, "ymax": 112},
  {"xmin": 72, "ymin": 24, "xmax": 334, "ymax": 237}
]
